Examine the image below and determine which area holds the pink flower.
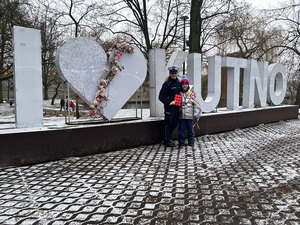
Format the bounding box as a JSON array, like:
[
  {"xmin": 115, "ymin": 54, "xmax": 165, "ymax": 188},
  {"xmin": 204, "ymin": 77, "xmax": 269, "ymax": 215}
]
[
  {"xmin": 100, "ymin": 79, "xmax": 108, "ymax": 86},
  {"xmin": 111, "ymin": 66, "xmax": 118, "ymax": 73},
  {"xmin": 87, "ymin": 109, "xmax": 99, "ymax": 117},
  {"xmin": 90, "ymin": 42, "xmax": 135, "ymax": 117},
  {"xmin": 100, "ymin": 87, "xmax": 105, "ymax": 93}
]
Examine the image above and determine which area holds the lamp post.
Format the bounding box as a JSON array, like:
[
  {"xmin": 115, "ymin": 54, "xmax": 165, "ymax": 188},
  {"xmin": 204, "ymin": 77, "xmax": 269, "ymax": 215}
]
[{"xmin": 180, "ymin": 15, "xmax": 189, "ymax": 75}]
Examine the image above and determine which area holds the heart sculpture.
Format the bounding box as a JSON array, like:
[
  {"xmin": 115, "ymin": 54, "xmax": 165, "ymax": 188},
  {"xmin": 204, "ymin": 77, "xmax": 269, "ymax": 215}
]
[
  {"xmin": 100, "ymin": 48, "xmax": 147, "ymax": 120},
  {"xmin": 56, "ymin": 37, "xmax": 108, "ymax": 105},
  {"xmin": 56, "ymin": 37, "xmax": 147, "ymax": 120}
]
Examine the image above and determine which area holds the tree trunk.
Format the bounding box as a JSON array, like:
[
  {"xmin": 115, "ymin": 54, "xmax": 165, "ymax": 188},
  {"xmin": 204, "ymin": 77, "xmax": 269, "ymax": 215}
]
[
  {"xmin": 189, "ymin": 0, "xmax": 202, "ymax": 53},
  {"xmin": 51, "ymin": 94, "xmax": 57, "ymax": 105},
  {"xmin": 0, "ymin": 23, "xmax": 5, "ymax": 103},
  {"xmin": 75, "ymin": 95, "xmax": 80, "ymax": 119},
  {"xmin": 43, "ymin": 86, "xmax": 49, "ymax": 100},
  {"xmin": 294, "ymin": 82, "xmax": 300, "ymax": 105},
  {"xmin": 51, "ymin": 82, "xmax": 61, "ymax": 105},
  {"xmin": 0, "ymin": 82, "xmax": 3, "ymax": 103}
]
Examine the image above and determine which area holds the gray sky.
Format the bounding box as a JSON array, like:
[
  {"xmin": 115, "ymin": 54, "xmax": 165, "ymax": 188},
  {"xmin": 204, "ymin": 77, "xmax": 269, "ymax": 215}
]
[{"xmin": 247, "ymin": 0, "xmax": 280, "ymax": 9}]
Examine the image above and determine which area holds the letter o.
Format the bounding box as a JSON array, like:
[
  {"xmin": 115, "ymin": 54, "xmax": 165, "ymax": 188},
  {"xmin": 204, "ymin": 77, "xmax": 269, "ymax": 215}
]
[{"xmin": 267, "ymin": 63, "xmax": 287, "ymax": 105}]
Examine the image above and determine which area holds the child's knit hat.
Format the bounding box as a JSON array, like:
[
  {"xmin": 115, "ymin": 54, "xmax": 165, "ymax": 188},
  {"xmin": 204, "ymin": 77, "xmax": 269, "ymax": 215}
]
[{"xmin": 180, "ymin": 75, "xmax": 189, "ymax": 84}]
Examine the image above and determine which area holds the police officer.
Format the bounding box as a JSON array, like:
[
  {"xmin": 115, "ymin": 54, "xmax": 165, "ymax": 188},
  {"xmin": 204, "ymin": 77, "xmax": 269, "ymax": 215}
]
[{"xmin": 159, "ymin": 66, "xmax": 181, "ymax": 147}]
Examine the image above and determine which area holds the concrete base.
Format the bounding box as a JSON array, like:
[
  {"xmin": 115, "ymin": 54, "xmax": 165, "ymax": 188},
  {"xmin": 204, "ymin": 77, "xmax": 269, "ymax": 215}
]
[{"xmin": 0, "ymin": 105, "xmax": 298, "ymax": 168}]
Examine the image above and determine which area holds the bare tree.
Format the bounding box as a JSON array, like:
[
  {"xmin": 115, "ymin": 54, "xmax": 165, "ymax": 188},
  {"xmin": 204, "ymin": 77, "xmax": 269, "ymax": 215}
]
[
  {"xmin": 215, "ymin": 2, "xmax": 284, "ymax": 61},
  {"xmin": 48, "ymin": 0, "xmax": 102, "ymax": 117},
  {"xmin": 99, "ymin": 0, "xmax": 190, "ymax": 56},
  {"xmin": 189, "ymin": 0, "xmax": 232, "ymax": 54},
  {"xmin": 29, "ymin": 0, "xmax": 66, "ymax": 102},
  {"xmin": 267, "ymin": 1, "xmax": 300, "ymax": 104},
  {"xmin": 60, "ymin": 0, "xmax": 98, "ymax": 37}
]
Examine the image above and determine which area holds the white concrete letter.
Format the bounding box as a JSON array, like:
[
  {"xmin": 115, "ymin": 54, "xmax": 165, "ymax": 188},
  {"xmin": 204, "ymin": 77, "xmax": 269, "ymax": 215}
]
[
  {"xmin": 167, "ymin": 50, "xmax": 189, "ymax": 72},
  {"xmin": 186, "ymin": 53, "xmax": 202, "ymax": 108},
  {"xmin": 13, "ymin": 26, "xmax": 43, "ymax": 128},
  {"xmin": 149, "ymin": 49, "xmax": 166, "ymax": 117},
  {"xmin": 222, "ymin": 57, "xmax": 247, "ymax": 110},
  {"xmin": 187, "ymin": 54, "xmax": 221, "ymax": 112},
  {"xmin": 267, "ymin": 63, "xmax": 287, "ymax": 105},
  {"xmin": 243, "ymin": 60, "xmax": 268, "ymax": 108}
]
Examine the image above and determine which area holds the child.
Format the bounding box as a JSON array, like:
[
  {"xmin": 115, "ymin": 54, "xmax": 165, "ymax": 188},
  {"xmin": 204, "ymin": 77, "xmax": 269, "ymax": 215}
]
[
  {"xmin": 178, "ymin": 75, "xmax": 201, "ymax": 148},
  {"xmin": 70, "ymin": 100, "xmax": 75, "ymax": 111}
]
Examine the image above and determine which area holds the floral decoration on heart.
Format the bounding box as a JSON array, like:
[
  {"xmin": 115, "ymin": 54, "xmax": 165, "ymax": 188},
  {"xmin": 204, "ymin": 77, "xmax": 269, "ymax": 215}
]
[{"xmin": 87, "ymin": 43, "xmax": 134, "ymax": 117}]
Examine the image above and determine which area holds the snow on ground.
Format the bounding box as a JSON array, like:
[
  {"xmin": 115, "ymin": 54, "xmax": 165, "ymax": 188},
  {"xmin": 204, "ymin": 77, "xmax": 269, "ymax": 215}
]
[
  {"xmin": 0, "ymin": 112, "xmax": 299, "ymax": 224},
  {"xmin": 1, "ymin": 100, "xmax": 300, "ymax": 225}
]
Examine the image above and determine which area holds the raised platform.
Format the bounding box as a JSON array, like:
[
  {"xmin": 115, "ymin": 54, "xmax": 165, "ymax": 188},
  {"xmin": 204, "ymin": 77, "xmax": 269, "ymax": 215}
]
[{"xmin": 0, "ymin": 105, "xmax": 298, "ymax": 168}]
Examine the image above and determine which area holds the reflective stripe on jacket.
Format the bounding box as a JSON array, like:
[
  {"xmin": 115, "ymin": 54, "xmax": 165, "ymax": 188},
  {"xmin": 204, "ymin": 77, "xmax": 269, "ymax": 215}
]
[{"xmin": 179, "ymin": 90, "xmax": 201, "ymax": 119}]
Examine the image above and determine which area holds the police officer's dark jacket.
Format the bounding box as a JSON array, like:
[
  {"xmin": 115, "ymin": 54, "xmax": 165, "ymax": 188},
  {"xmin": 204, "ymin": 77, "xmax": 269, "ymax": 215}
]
[{"xmin": 158, "ymin": 77, "xmax": 180, "ymax": 111}]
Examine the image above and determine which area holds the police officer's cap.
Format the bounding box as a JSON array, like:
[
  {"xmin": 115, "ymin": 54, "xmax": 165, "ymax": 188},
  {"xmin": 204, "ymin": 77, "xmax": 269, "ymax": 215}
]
[{"xmin": 168, "ymin": 66, "xmax": 179, "ymax": 73}]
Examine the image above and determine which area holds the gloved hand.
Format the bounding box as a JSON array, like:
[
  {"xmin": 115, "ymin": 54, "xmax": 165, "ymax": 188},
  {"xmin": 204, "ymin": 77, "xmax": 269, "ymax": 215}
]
[{"xmin": 196, "ymin": 114, "xmax": 201, "ymax": 121}]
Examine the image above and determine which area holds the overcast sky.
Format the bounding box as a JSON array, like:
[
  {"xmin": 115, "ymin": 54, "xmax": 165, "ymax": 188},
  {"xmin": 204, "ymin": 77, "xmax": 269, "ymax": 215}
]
[{"xmin": 247, "ymin": 0, "xmax": 280, "ymax": 9}]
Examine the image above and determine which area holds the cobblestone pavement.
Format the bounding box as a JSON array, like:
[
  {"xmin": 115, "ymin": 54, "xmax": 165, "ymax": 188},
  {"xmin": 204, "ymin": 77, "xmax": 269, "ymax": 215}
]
[{"xmin": 0, "ymin": 119, "xmax": 300, "ymax": 225}]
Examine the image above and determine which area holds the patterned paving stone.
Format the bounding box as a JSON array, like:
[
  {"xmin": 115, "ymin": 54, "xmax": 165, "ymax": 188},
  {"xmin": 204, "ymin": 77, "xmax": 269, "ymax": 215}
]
[{"xmin": 0, "ymin": 118, "xmax": 299, "ymax": 224}]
